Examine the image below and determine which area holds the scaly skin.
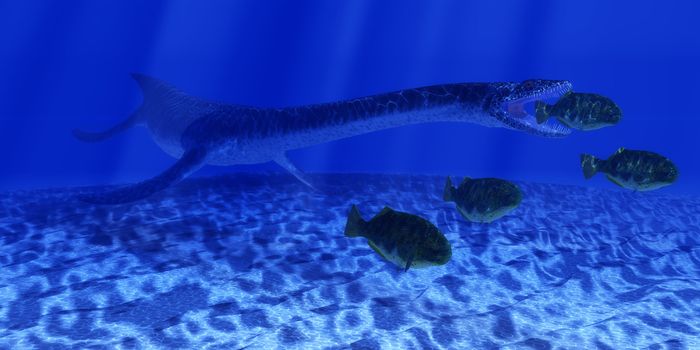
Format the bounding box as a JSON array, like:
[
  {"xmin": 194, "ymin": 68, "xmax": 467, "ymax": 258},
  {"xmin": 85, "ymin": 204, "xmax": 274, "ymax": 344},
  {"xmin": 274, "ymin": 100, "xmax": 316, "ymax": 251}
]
[
  {"xmin": 446, "ymin": 177, "xmax": 522, "ymax": 223},
  {"xmin": 74, "ymin": 75, "xmax": 573, "ymax": 204},
  {"xmin": 538, "ymin": 91, "xmax": 621, "ymax": 130},
  {"xmin": 348, "ymin": 207, "xmax": 451, "ymax": 270},
  {"xmin": 589, "ymin": 148, "xmax": 679, "ymax": 191}
]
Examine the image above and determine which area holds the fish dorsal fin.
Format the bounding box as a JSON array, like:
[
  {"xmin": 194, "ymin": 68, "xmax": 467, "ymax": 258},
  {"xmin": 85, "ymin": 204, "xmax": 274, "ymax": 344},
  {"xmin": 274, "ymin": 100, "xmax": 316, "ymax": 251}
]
[
  {"xmin": 377, "ymin": 206, "xmax": 393, "ymax": 216},
  {"xmin": 615, "ymin": 147, "xmax": 625, "ymax": 154},
  {"xmin": 459, "ymin": 177, "xmax": 471, "ymax": 186},
  {"xmin": 443, "ymin": 177, "xmax": 455, "ymax": 202}
]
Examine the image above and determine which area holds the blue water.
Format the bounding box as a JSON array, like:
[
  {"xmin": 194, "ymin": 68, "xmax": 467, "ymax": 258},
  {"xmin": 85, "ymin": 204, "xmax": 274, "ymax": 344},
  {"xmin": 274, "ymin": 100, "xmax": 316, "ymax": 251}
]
[{"xmin": 1, "ymin": 1, "xmax": 700, "ymax": 349}]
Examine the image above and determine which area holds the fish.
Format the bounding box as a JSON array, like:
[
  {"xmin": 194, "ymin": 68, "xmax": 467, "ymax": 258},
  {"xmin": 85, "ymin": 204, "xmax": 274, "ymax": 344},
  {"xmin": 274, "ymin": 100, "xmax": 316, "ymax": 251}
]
[
  {"xmin": 73, "ymin": 75, "xmax": 573, "ymax": 204},
  {"xmin": 580, "ymin": 147, "xmax": 678, "ymax": 191},
  {"xmin": 535, "ymin": 91, "xmax": 622, "ymax": 130},
  {"xmin": 443, "ymin": 176, "xmax": 522, "ymax": 223},
  {"xmin": 344, "ymin": 205, "xmax": 451, "ymax": 271}
]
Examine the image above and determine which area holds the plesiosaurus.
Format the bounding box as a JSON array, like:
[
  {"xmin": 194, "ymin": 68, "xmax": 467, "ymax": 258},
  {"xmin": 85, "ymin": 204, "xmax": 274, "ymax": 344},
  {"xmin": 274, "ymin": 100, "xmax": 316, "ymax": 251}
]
[{"xmin": 74, "ymin": 74, "xmax": 572, "ymax": 204}]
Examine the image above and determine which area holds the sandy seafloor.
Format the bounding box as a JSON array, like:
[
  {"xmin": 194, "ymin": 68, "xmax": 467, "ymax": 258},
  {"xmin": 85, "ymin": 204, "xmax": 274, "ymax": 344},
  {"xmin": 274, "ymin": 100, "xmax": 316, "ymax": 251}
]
[{"xmin": 1, "ymin": 173, "xmax": 699, "ymax": 350}]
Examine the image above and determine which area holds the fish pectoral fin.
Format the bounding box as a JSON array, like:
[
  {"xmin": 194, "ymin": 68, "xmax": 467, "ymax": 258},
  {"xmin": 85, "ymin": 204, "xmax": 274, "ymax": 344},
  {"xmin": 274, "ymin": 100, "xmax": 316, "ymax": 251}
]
[
  {"xmin": 367, "ymin": 241, "xmax": 388, "ymax": 261},
  {"xmin": 405, "ymin": 254, "xmax": 415, "ymax": 272},
  {"xmin": 556, "ymin": 117, "xmax": 575, "ymax": 128},
  {"xmin": 273, "ymin": 153, "xmax": 316, "ymax": 190},
  {"xmin": 77, "ymin": 147, "xmax": 208, "ymax": 204},
  {"xmin": 606, "ymin": 175, "xmax": 625, "ymax": 188}
]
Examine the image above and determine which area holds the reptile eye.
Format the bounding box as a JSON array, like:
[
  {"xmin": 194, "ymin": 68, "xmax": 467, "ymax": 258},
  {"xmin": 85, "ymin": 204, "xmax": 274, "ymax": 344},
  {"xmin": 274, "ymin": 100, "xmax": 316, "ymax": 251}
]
[{"xmin": 520, "ymin": 80, "xmax": 537, "ymax": 90}]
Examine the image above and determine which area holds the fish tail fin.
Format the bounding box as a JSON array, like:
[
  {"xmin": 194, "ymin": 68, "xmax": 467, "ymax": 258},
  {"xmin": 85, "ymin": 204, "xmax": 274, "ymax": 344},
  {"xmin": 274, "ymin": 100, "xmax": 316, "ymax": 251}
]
[
  {"xmin": 344, "ymin": 205, "xmax": 366, "ymax": 237},
  {"xmin": 535, "ymin": 101, "xmax": 549, "ymax": 124},
  {"xmin": 72, "ymin": 73, "xmax": 187, "ymax": 142},
  {"xmin": 580, "ymin": 153, "xmax": 601, "ymax": 179},
  {"xmin": 443, "ymin": 176, "xmax": 455, "ymax": 201}
]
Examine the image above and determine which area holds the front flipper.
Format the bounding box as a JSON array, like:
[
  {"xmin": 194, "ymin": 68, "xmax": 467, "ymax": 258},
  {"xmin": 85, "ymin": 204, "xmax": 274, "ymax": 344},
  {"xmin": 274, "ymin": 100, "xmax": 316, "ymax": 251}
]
[
  {"xmin": 78, "ymin": 148, "xmax": 208, "ymax": 204},
  {"xmin": 273, "ymin": 153, "xmax": 316, "ymax": 190}
]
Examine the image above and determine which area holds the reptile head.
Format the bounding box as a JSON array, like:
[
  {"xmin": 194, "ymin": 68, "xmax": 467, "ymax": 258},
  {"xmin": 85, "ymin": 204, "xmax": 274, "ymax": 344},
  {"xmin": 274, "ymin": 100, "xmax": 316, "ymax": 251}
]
[{"xmin": 488, "ymin": 79, "xmax": 573, "ymax": 137}]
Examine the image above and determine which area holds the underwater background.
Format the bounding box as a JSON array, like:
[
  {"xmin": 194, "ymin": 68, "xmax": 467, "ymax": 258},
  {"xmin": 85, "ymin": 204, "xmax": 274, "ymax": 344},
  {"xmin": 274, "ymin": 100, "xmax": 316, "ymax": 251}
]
[
  {"xmin": 2, "ymin": 0, "xmax": 700, "ymax": 195},
  {"xmin": 1, "ymin": 1, "xmax": 700, "ymax": 349}
]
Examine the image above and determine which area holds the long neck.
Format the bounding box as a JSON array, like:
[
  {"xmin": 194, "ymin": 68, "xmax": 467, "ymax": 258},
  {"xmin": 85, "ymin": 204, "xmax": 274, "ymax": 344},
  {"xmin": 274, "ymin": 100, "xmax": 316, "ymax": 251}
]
[
  {"xmin": 178, "ymin": 83, "xmax": 498, "ymax": 155},
  {"xmin": 273, "ymin": 83, "xmax": 495, "ymax": 145}
]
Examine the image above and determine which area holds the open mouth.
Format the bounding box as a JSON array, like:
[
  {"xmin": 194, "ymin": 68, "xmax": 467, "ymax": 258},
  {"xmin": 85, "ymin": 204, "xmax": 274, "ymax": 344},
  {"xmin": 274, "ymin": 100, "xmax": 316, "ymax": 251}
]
[{"xmin": 501, "ymin": 82, "xmax": 573, "ymax": 137}]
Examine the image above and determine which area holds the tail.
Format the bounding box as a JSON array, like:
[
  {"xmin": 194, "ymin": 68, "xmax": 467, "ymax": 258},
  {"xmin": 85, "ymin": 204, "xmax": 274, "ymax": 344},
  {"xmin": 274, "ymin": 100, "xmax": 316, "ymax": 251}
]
[
  {"xmin": 72, "ymin": 113, "xmax": 141, "ymax": 142},
  {"xmin": 72, "ymin": 73, "xmax": 183, "ymax": 142},
  {"xmin": 77, "ymin": 147, "xmax": 208, "ymax": 204},
  {"xmin": 443, "ymin": 176, "xmax": 455, "ymax": 201},
  {"xmin": 344, "ymin": 205, "xmax": 366, "ymax": 237},
  {"xmin": 580, "ymin": 154, "xmax": 601, "ymax": 179},
  {"xmin": 535, "ymin": 101, "xmax": 550, "ymax": 124}
]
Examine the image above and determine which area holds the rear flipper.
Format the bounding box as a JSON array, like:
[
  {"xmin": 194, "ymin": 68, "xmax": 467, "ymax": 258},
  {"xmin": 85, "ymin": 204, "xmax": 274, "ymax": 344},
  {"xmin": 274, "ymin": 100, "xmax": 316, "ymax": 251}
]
[{"xmin": 78, "ymin": 148, "xmax": 208, "ymax": 204}]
